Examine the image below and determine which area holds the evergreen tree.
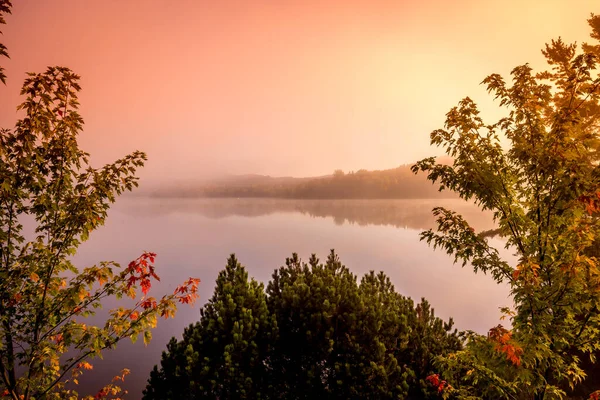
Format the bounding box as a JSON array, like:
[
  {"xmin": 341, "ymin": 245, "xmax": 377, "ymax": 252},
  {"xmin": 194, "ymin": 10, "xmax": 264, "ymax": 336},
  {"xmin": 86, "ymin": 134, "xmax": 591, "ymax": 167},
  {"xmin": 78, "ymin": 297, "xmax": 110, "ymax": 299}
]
[
  {"xmin": 265, "ymin": 251, "xmax": 455, "ymax": 399},
  {"xmin": 266, "ymin": 251, "xmax": 370, "ymax": 399},
  {"xmin": 143, "ymin": 338, "xmax": 189, "ymax": 399},
  {"xmin": 145, "ymin": 252, "xmax": 461, "ymax": 399},
  {"xmin": 355, "ymin": 271, "xmax": 412, "ymax": 398},
  {"xmin": 399, "ymin": 298, "xmax": 462, "ymax": 399},
  {"xmin": 144, "ymin": 255, "xmax": 273, "ymax": 400}
]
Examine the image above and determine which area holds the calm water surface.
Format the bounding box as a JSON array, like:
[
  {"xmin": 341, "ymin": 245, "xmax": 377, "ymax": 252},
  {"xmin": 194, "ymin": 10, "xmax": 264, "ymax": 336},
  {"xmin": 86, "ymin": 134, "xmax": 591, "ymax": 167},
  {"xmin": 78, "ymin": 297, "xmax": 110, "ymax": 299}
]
[{"xmin": 71, "ymin": 198, "xmax": 514, "ymax": 397}]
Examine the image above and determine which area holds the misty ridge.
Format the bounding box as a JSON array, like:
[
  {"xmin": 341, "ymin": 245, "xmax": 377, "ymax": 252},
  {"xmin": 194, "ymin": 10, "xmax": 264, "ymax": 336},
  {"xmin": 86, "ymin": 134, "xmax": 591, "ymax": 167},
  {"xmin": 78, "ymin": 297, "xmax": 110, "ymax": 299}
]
[{"xmin": 137, "ymin": 158, "xmax": 457, "ymax": 200}]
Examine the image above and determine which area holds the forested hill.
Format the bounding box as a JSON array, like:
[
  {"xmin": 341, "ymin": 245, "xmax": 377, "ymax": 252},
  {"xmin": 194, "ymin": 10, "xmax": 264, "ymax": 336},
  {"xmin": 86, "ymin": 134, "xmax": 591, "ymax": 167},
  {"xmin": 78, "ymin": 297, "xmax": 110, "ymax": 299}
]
[{"xmin": 145, "ymin": 162, "xmax": 458, "ymax": 199}]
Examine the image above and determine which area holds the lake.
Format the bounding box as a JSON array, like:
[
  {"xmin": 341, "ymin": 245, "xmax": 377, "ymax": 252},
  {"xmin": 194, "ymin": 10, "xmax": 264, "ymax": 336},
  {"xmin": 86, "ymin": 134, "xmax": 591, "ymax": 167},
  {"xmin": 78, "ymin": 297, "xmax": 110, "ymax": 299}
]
[{"xmin": 70, "ymin": 197, "xmax": 514, "ymax": 398}]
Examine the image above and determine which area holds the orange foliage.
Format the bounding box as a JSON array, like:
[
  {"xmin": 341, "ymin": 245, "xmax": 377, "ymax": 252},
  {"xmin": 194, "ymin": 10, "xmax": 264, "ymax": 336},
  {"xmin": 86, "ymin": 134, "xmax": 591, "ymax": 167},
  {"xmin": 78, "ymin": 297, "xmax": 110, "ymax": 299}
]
[
  {"xmin": 579, "ymin": 191, "xmax": 600, "ymax": 215},
  {"xmin": 77, "ymin": 362, "xmax": 93, "ymax": 371},
  {"xmin": 488, "ymin": 325, "xmax": 523, "ymax": 366}
]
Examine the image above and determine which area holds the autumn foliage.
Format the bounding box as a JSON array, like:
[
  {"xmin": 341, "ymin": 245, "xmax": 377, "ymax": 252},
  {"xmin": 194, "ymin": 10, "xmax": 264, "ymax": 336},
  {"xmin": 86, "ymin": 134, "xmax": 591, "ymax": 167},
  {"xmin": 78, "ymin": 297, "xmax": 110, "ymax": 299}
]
[
  {"xmin": 0, "ymin": 3, "xmax": 200, "ymax": 398},
  {"xmin": 487, "ymin": 325, "xmax": 524, "ymax": 367},
  {"xmin": 425, "ymin": 374, "xmax": 451, "ymax": 395},
  {"xmin": 413, "ymin": 12, "xmax": 600, "ymax": 400}
]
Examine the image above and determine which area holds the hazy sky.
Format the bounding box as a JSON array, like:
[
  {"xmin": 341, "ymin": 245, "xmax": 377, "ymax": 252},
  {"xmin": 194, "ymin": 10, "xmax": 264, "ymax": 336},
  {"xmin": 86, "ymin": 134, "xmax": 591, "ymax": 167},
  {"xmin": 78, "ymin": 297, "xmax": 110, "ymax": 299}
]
[{"xmin": 0, "ymin": 0, "xmax": 598, "ymax": 183}]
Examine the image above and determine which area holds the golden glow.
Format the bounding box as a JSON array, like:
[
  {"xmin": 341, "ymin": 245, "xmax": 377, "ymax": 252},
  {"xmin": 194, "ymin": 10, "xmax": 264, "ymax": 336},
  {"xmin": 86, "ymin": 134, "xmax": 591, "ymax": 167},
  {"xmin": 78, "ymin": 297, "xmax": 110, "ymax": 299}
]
[{"xmin": 0, "ymin": 0, "xmax": 597, "ymax": 182}]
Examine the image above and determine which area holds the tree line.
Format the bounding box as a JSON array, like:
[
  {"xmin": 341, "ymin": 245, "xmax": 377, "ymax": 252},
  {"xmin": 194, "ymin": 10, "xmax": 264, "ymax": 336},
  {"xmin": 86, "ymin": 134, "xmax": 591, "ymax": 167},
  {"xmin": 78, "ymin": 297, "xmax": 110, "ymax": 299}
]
[
  {"xmin": 142, "ymin": 252, "xmax": 461, "ymax": 400},
  {"xmin": 148, "ymin": 164, "xmax": 458, "ymax": 200}
]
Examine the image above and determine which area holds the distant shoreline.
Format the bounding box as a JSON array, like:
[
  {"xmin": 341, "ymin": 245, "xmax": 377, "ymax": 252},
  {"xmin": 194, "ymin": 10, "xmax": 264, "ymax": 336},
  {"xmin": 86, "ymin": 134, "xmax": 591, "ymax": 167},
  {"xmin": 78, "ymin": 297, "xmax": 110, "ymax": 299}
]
[
  {"xmin": 135, "ymin": 162, "xmax": 458, "ymax": 200},
  {"xmin": 136, "ymin": 193, "xmax": 458, "ymax": 200}
]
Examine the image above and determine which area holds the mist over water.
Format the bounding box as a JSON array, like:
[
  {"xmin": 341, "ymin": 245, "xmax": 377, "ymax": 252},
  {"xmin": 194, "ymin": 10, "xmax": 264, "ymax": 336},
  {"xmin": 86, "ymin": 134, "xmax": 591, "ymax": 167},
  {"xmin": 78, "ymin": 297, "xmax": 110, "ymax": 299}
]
[
  {"xmin": 70, "ymin": 197, "xmax": 513, "ymax": 398},
  {"xmin": 2, "ymin": 2, "xmax": 598, "ymax": 398}
]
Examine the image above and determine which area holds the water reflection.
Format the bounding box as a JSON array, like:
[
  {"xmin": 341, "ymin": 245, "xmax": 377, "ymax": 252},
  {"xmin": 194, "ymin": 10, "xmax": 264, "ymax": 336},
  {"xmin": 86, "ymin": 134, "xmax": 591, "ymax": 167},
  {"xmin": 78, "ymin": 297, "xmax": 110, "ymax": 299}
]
[
  {"xmin": 120, "ymin": 197, "xmax": 497, "ymax": 232},
  {"xmin": 71, "ymin": 197, "xmax": 512, "ymax": 398}
]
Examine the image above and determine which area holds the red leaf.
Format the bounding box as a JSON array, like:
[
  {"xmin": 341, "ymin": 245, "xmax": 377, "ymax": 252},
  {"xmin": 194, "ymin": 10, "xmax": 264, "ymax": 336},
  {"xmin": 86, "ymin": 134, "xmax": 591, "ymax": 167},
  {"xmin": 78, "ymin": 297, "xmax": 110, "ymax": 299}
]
[
  {"xmin": 141, "ymin": 298, "xmax": 157, "ymax": 310},
  {"xmin": 141, "ymin": 279, "xmax": 151, "ymax": 295},
  {"xmin": 426, "ymin": 374, "xmax": 440, "ymax": 387}
]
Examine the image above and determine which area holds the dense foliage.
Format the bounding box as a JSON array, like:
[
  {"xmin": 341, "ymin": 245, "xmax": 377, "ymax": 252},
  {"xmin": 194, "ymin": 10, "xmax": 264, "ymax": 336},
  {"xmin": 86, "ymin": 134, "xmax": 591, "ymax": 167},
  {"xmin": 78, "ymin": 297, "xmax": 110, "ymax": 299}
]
[
  {"xmin": 0, "ymin": 3, "xmax": 200, "ymax": 398},
  {"xmin": 0, "ymin": 0, "xmax": 10, "ymax": 84},
  {"xmin": 143, "ymin": 252, "xmax": 461, "ymax": 400},
  {"xmin": 412, "ymin": 13, "xmax": 600, "ymax": 400}
]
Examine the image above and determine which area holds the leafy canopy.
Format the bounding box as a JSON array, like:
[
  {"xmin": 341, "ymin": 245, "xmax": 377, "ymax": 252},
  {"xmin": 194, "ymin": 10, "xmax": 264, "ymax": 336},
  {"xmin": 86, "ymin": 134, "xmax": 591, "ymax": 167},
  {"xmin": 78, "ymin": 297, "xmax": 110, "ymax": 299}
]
[
  {"xmin": 412, "ymin": 12, "xmax": 600, "ymax": 400},
  {"xmin": 0, "ymin": 3, "xmax": 200, "ymax": 399},
  {"xmin": 0, "ymin": 0, "xmax": 10, "ymax": 84}
]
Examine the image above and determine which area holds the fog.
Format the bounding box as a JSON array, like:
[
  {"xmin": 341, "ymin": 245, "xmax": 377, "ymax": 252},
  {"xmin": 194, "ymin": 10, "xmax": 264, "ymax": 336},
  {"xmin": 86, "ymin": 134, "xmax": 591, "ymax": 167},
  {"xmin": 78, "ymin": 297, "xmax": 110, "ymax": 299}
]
[{"xmin": 0, "ymin": 0, "xmax": 597, "ymax": 185}]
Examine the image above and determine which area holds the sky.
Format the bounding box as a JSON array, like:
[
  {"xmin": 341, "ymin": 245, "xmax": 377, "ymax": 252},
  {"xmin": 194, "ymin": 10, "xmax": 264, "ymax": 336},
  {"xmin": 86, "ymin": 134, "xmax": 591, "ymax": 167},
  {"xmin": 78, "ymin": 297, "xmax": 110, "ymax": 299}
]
[{"xmin": 0, "ymin": 0, "xmax": 599, "ymax": 184}]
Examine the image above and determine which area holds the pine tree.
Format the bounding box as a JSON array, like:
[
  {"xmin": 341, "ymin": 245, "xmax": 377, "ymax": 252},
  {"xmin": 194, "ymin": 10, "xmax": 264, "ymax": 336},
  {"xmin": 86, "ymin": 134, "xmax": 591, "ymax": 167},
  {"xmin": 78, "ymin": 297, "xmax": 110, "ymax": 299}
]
[
  {"xmin": 356, "ymin": 271, "xmax": 412, "ymax": 398},
  {"xmin": 144, "ymin": 255, "xmax": 273, "ymax": 400},
  {"xmin": 399, "ymin": 298, "xmax": 461, "ymax": 399},
  {"xmin": 266, "ymin": 251, "xmax": 418, "ymax": 399},
  {"xmin": 265, "ymin": 252, "xmax": 362, "ymax": 398},
  {"xmin": 146, "ymin": 252, "xmax": 462, "ymax": 399}
]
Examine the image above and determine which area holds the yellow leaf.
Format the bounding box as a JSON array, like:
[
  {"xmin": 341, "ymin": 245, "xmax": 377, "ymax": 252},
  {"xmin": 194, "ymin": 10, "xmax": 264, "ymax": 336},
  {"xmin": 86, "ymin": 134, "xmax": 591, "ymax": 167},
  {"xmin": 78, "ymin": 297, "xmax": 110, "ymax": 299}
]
[
  {"xmin": 147, "ymin": 314, "xmax": 157, "ymax": 328},
  {"xmin": 143, "ymin": 330, "xmax": 152, "ymax": 346}
]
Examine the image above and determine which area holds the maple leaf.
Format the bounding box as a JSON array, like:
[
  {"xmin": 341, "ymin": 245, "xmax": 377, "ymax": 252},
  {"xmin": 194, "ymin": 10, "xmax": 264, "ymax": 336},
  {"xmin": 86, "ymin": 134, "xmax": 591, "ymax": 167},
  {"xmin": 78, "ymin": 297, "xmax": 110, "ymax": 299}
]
[
  {"xmin": 141, "ymin": 279, "xmax": 151, "ymax": 295},
  {"xmin": 94, "ymin": 388, "xmax": 109, "ymax": 399},
  {"xmin": 54, "ymin": 334, "xmax": 63, "ymax": 344},
  {"xmin": 426, "ymin": 374, "xmax": 440, "ymax": 386},
  {"xmin": 141, "ymin": 298, "xmax": 157, "ymax": 310},
  {"xmin": 78, "ymin": 362, "xmax": 93, "ymax": 370}
]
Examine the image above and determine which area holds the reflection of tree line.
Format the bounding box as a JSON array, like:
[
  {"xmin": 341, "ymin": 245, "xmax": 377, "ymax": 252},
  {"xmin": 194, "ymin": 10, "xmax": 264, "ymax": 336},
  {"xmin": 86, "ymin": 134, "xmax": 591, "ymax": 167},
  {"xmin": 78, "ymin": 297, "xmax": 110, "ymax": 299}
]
[
  {"xmin": 295, "ymin": 200, "xmax": 493, "ymax": 231},
  {"xmin": 124, "ymin": 198, "xmax": 496, "ymax": 232}
]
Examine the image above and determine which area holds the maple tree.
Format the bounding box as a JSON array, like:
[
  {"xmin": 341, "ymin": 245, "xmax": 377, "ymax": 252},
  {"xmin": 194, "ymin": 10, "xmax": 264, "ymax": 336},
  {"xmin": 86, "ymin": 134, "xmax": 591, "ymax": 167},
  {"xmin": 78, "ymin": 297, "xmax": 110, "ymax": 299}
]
[
  {"xmin": 413, "ymin": 13, "xmax": 600, "ymax": 400},
  {"xmin": 0, "ymin": 2, "xmax": 200, "ymax": 399},
  {"xmin": 0, "ymin": 0, "xmax": 9, "ymax": 85}
]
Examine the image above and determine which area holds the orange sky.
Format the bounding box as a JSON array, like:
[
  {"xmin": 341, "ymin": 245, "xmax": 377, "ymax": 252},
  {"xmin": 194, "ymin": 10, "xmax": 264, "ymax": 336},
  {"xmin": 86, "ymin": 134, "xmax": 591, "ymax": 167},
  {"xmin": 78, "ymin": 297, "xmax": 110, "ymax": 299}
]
[{"xmin": 0, "ymin": 0, "xmax": 598, "ymax": 183}]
